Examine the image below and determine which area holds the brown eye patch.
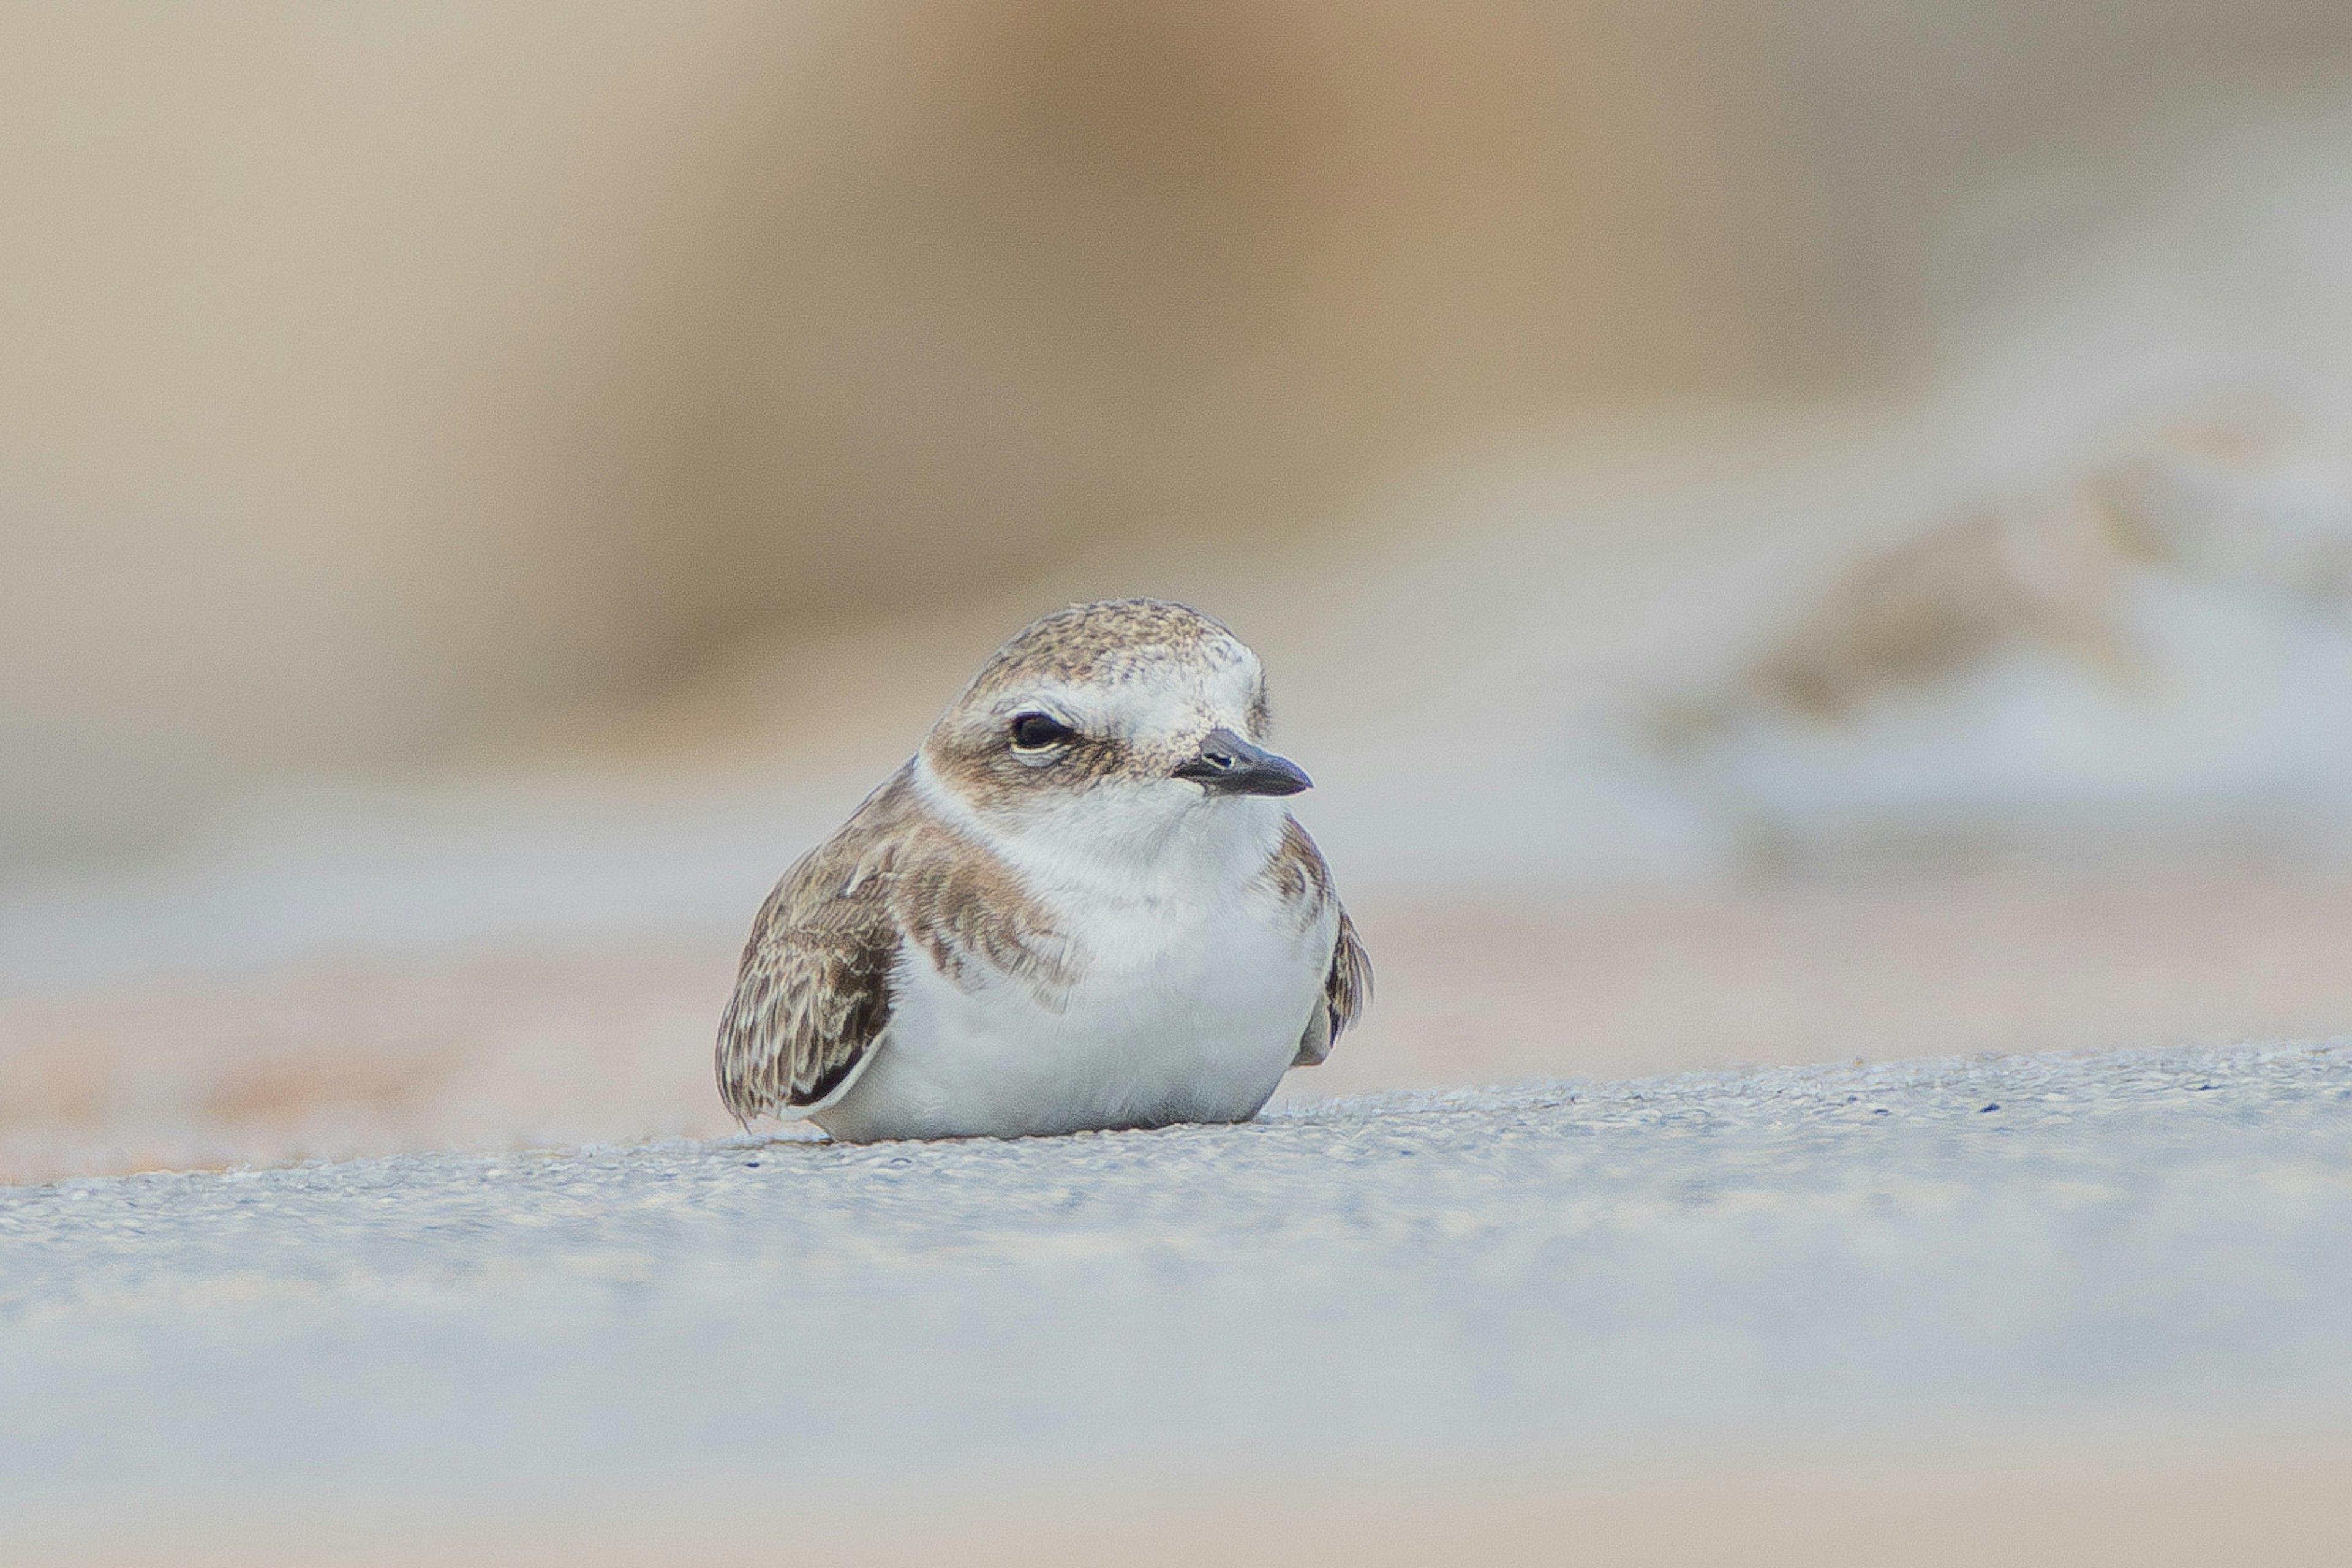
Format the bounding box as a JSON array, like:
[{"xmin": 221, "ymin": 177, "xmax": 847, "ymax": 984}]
[{"xmin": 926, "ymin": 717, "xmax": 1147, "ymax": 804}]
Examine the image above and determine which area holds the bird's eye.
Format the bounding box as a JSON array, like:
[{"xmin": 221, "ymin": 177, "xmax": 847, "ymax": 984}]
[{"xmin": 1009, "ymin": 712, "xmax": 1074, "ymax": 750}]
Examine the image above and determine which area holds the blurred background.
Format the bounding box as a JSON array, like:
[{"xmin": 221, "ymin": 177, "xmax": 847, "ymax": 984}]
[{"xmin": 8, "ymin": 0, "xmax": 2352, "ymax": 1181}]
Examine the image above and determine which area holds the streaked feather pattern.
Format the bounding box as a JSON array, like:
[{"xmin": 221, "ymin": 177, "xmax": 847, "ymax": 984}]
[
  {"xmin": 715, "ymin": 763, "xmax": 1072, "ymax": 1125},
  {"xmin": 1302, "ymin": 907, "xmax": 1371, "ymax": 1067},
  {"xmin": 1264, "ymin": 815, "xmax": 1371, "ymax": 1068}
]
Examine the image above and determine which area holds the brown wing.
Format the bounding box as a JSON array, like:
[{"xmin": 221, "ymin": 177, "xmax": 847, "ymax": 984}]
[
  {"xmin": 1316, "ymin": 907, "xmax": 1373, "ymax": 1059},
  {"xmin": 715, "ymin": 839, "xmax": 899, "ymax": 1127},
  {"xmin": 1268, "ymin": 816, "xmax": 1373, "ymax": 1068},
  {"xmin": 715, "ymin": 764, "xmax": 1074, "ymax": 1125}
]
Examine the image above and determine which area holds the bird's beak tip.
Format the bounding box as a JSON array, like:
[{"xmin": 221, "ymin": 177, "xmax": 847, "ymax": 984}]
[{"xmin": 1174, "ymin": 727, "xmax": 1313, "ymax": 797}]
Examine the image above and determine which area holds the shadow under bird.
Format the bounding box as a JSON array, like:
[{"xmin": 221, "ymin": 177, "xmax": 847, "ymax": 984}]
[{"xmin": 717, "ymin": 598, "xmax": 1370, "ymax": 1141}]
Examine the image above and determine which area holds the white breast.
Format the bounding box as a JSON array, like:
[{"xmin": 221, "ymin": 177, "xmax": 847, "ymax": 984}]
[{"xmin": 812, "ymin": 778, "xmax": 1333, "ymax": 1142}]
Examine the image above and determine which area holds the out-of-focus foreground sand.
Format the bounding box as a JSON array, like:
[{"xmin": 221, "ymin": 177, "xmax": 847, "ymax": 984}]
[{"xmin": 36, "ymin": 1451, "xmax": 2352, "ymax": 1566}]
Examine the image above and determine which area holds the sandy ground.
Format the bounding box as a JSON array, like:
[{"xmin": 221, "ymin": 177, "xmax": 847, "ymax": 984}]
[
  {"xmin": 7, "ymin": 862, "xmax": 2352, "ymax": 1184},
  {"xmin": 7, "ymin": 1041, "xmax": 2348, "ymax": 1565},
  {"xmin": 29, "ymin": 1454, "xmax": 2352, "ymax": 1567}
]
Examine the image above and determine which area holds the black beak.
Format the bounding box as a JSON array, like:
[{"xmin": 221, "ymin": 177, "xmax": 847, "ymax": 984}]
[{"xmin": 1173, "ymin": 727, "xmax": 1313, "ymax": 797}]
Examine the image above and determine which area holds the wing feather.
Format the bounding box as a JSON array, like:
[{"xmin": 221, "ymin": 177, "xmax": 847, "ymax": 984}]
[
  {"xmin": 715, "ymin": 764, "xmax": 1074, "ymax": 1125},
  {"xmin": 715, "ymin": 776, "xmax": 914, "ymax": 1125},
  {"xmin": 1272, "ymin": 816, "xmax": 1373, "ymax": 1068},
  {"xmin": 715, "ymin": 876, "xmax": 897, "ymax": 1124}
]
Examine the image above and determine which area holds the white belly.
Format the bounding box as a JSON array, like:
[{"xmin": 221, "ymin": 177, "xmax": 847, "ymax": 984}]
[{"xmin": 813, "ymin": 884, "xmax": 1332, "ymax": 1142}]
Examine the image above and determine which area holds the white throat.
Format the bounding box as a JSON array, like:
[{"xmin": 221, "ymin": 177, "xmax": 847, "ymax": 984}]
[{"xmin": 910, "ymin": 752, "xmax": 1286, "ymax": 908}]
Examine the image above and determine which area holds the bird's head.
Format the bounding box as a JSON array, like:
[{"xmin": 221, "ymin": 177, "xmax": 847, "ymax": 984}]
[{"xmin": 919, "ymin": 599, "xmax": 1310, "ymax": 849}]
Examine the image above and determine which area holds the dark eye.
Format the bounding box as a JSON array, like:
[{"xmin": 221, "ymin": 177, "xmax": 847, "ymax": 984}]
[{"xmin": 1009, "ymin": 712, "xmax": 1074, "ymax": 750}]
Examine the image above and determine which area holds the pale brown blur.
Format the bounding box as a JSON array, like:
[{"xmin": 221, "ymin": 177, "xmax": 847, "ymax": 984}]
[
  {"xmin": 9, "ymin": 3, "xmax": 2352, "ymax": 1185},
  {"xmin": 10, "ymin": 1, "xmax": 2350, "ymax": 865}
]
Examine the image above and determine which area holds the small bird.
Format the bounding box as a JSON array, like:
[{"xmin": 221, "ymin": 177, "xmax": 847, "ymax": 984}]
[{"xmin": 717, "ymin": 598, "xmax": 1370, "ymax": 1142}]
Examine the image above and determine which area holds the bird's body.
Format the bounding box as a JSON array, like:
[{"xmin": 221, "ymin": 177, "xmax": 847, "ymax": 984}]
[
  {"xmin": 717, "ymin": 599, "xmax": 1367, "ymax": 1142},
  {"xmin": 808, "ymin": 753, "xmax": 1335, "ymax": 1142}
]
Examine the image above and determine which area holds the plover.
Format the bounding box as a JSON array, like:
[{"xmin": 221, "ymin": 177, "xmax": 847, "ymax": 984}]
[{"xmin": 717, "ymin": 598, "xmax": 1370, "ymax": 1141}]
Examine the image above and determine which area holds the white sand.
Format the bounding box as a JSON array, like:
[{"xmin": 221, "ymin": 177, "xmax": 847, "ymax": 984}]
[{"xmin": 6, "ymin": 1040, "xmax": 2348, "ymax": 1563}]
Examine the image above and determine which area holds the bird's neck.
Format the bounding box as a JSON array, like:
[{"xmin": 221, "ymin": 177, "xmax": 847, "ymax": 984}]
[{"xmin": 911, "ymin": 754, "xmax": 1284, "ymax": 910}]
